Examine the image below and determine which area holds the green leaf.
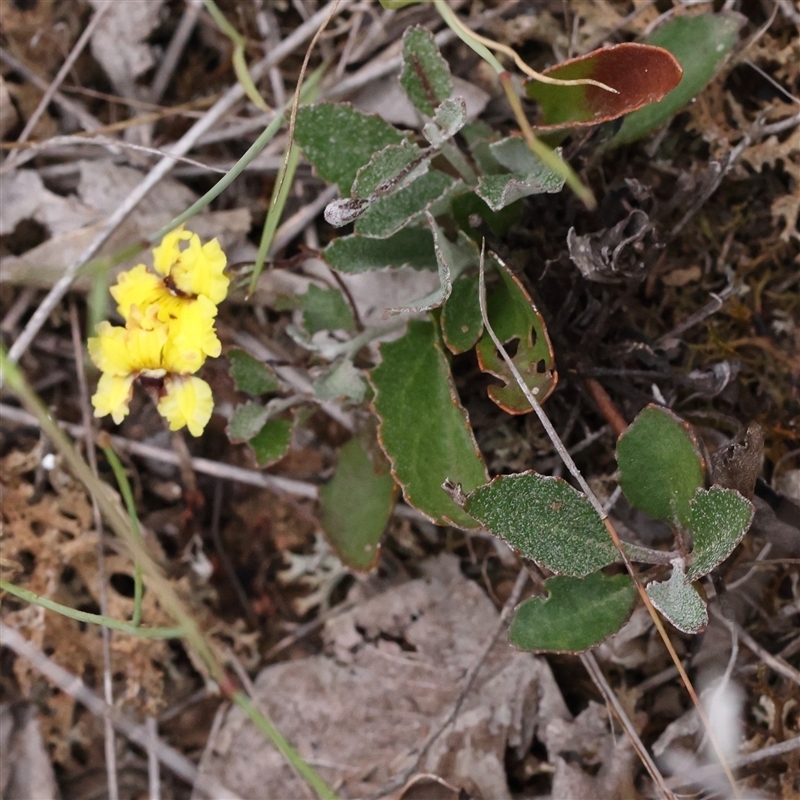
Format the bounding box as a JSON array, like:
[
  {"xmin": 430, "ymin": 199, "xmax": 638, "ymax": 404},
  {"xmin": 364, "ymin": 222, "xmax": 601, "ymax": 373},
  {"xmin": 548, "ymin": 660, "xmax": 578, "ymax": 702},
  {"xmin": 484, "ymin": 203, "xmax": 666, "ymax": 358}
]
[
  {"xmin": 324, "ymin": 227, "xmax": 436, "ymax": 273},
  {"xmin": 509, "ymin": 572, "xmax": 637, "ymax": 653},
  {"xmin": 300, "ymin": 284, "xmax": 355, "ymax": 334},
  {"xmin": 388, "ymin": 216, "xmax": 477, "ymax": 313},
  {"xmin": 320, "ymin": 435, "xmax": 397, "ymax": 571},
  {"xmin": 441, "ymin": 272, "xmax": 482, "ymax": 354},
  {"xmin": 228, "ymin": 349, "xmax": 280, "ymax": 395},
  {"xmin": 475, "ymin": 255, "xmax": 557, "ymax": 413},
  {"xmin": 227, "ymin": 402, "xmax": 270, "ymax": 443},
  {"xmin": 451, "ymin": 192, "xmax": 520, "ymax": 240},
  {"xmin": 399, "ymin": 25, "xmax": 453, "ymax": 117},
  {"xmin": 526, "ymin": 43, "xmax": 682, "ymax": 129},
  {"xmin": 476, "ymin": 137, "xmax": 565, "ymax": 211},
  {"xmin": 352, "ymin": 140, "xmax": 427, "ymax": 198},
  {"xmin": 686, "ymin": 486, "xmax": 754, "ymax": 581},
  {"xmin": 611, "ymin": 12, "xmax": 744, "ymax": 146},
  {"xmin": 249, "ymin": 417, "xmax": 293, "ymax": 467},
  {"xmin": 313, "ymin": 359, "xmax": 366, "ymax": 404},
  {"xmin": 294, "ymin": 103, "xmax": 405, "ymax": 193},
  {"xmin": 464, "ymin": 472, "xmax": 618, "ymax": 577},
  {"xmin": 422, "ymin": 97, "xmax": 467, "ymax": 147},
  {"xmin": 370, "ymin": 319, "xmax": 487, "ymax": 528},
  {"xmin": 617, "ymin": 404, "xmax": 705, "ymax": 527},
  {"xmin": 355, "ymin": 170, "xmax": 455, "ymax": 239},
  {"xmin": 646, "ymin": 563, "xmax": 708, "ymax": 634}
]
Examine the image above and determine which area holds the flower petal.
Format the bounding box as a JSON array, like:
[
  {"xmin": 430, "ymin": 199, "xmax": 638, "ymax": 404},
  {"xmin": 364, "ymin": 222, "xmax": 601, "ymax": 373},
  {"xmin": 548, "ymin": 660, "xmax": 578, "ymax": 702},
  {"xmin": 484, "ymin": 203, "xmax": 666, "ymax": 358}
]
[
  {"xmin": 157, "ymin": 375, "xmax": 213, "ymax": 436},
  {"xmin": 92, "ymin": 373, "xmax": 135, "ymax": 424},
  {"xmin": 110, "ymin": 264, "xmax": 168, "ymax": 321}
]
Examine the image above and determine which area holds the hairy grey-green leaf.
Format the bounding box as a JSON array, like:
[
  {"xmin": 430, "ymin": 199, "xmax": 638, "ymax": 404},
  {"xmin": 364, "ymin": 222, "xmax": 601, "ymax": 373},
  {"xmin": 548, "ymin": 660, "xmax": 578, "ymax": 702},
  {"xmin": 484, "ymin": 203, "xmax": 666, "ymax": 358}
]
[
  {"xmin": 686, "ymin": 486, "xmax": 754, "ymax": 580},
  {"xmin": 313, "ymin": 359, "xmax": 366, "ymax": 403},
  {"xmin": 387, "ymin": 216, "xmax": 477, "ymax": 313},
  {"xmin": 352, "ymin": 140, "xmax": 428, "ymax": 198},
  {"xmin": 228, "ymin": 349, "xmax": 280, "ymax": 396},
  {"xmin": 324, "ymin": 228, "xmax": 437, "ymax": 273},
  {"xmin": 355, "ymin": 170, "xmax": 455, "ymax": 239},
  {"xmin": 464, "ymin": 472, "xmax": 618, "ymax": 577},
  {"xmin": 509, "ymin": 572, "xmax": 637, "ymax": 653},
  {"xmin": 646, "ymin": 564, "xmax": 708, "ymax": 634},
  {"xmin": 249, "ymin": 417, "xmax": 293, "ymax": 467},
  {"xmin": 422, "ymin": 97, "xmax": 467, "ymax": 146},
  {"xmin": 227, "ymin": 402, "xmax": 270, "ymax": 443},
  {"xmin": 399, "ymin": 26, "xmax": 452, "ymax": 116},
  {"xmin": 294, "ymin": 103, "xmax": 405, "ymax": 193},
  {"xmin": 475, "ymin": 138, "xmax": 565, "ymax": 211}
]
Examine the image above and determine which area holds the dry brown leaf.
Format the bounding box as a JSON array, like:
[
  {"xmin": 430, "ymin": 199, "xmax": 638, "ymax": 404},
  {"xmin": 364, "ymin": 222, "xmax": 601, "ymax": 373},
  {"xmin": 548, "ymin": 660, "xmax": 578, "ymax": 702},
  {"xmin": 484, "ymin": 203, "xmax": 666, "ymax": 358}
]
[{"xmin": 194, "ymin": 554, "xmax": 571, "ymax": 800}]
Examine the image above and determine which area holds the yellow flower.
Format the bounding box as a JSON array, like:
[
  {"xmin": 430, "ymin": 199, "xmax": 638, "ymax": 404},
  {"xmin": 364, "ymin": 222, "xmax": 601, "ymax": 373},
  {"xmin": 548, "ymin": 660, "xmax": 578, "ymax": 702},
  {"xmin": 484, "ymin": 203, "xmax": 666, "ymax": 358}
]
[
  {"xmin": 91, "ymin": 373, "xmax": 136, "ymax": 424},
  {"xmin": 152, "ymin": 227, "xmax": 229, "ymax": 304},
  {"xmin": 90, "ymin": 228, "xmax": 227, "ymax": 437},
  {"xmin": 157, "ymin": 375, "xmax": 213, "ymax": 436}
]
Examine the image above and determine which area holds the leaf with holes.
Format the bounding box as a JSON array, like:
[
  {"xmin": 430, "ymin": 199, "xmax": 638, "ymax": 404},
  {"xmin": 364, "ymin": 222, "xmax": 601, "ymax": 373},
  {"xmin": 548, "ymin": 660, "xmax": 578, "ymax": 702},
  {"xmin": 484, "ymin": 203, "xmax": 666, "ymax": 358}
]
[
  {"xmin": 475, "ymin": 254, "xmax": 557, "ymax": 413},
  {"xmin": 463, "ymin": 472, "xmax": 618, "ymax": 576},
  {"xmin": 441, "ymin": 272, "xmax": 482, "ymax": 354},
  {"xmin": 617, "ymin": 404, "xmax": 705, "ymax": 527},
  {"xmin": 228, "ymin": 349, "xmax": 280, "ymax": 396},
  {"xmin": 476, "ymin": 137, "xmax": 566, "ymax": 211},
  {"xmin": 686, "ymin": 486, "xmax": 754, "ymax": 581},
  {"xmin": 320, "ymin": 435, "xmax": 397, "ymax": 571},
  {"xmin": 526, "ymin": 43, "xmax": 682, "ymax": 130},
  {"xmin": 324, "ymin": 227, "xmax": 436, "ymax": 273},
  {"xmin": 611, "ymin": 12, "xmax": 744, "ymax": 146},
  {"xmin": 399, "ymin": 25, "xmax": 453, "ymax": 117},
  {"xmin": 370, "ymin": 319, "xmax": 487, "ymax": 528},
  {"xmin": 294, "ymin": 103, "xmax": 406, "ymax": 193},
  {"xmin": 300, "ymin": 284, "xmax": 355, "ymax": 334},
  {"xmin": 646, "ymin": 563, "xmax": 708, "ymax": 634},
  {"xmin": 249, "ymin": 416, "xmax": 293, "ymax": 467},
  {"xmin": 509, "ymin": 572, "xmax": 637, "ymax": 653},
  {"xmin": 355, "ymin": 170, "xmax": 456, "ymax": 239}
]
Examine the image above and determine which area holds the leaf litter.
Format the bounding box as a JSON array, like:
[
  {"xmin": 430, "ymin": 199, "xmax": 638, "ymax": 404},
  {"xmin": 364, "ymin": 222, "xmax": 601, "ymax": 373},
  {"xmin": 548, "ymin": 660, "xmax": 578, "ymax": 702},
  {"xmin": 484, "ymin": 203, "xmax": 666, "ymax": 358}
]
[{"xmin": 1, "ymin": 1, "xmax": 799, "ymax": 798}]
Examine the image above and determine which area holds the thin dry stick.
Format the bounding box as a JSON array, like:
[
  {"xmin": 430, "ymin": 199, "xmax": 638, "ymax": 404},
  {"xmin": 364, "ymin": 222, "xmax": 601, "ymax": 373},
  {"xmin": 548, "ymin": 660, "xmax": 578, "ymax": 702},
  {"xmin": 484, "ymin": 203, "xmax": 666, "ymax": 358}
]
[
  {"xmin": 476, "ymin": 245, "xmax": 741, "ymax": 799},
  {"xmin": 581, "ymin": 652, "xmax": 674, "ymax": 800},
  {"xmin": 712, "ymin": 608, "xmax": 800, "ymax": 688},
  {"xmin": 146, "ymin": 716, "xmax": 161, "ymax": 800},
  {"xmin": 0, "ymin": 623, "xmax": 244, "ymax": 800},
  {"xmin": 68, "ymin": 300, "xmax": 119, "ymax": 800},
  {"xmin": 4, "ymin": 0, "xmax": 351, "ymax": 367}
]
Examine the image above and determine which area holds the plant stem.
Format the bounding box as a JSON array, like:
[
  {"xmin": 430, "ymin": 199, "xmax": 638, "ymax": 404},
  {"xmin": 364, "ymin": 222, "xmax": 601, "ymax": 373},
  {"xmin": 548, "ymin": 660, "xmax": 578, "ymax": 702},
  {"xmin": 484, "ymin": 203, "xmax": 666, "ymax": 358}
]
[
  {"xmin": 249, "ymin": 140, "xmax": 301, "ymax": 295},
  {"xmin": 103, "ymin": 445, "xmax": 144, "ymax": 626},
  {"xmin": 232, "ymin": 692, "xmax": 339, "ymax": 800},
  {"xmin": 0, "ymin": 580, "xmax": 183, "ymax": 638}
]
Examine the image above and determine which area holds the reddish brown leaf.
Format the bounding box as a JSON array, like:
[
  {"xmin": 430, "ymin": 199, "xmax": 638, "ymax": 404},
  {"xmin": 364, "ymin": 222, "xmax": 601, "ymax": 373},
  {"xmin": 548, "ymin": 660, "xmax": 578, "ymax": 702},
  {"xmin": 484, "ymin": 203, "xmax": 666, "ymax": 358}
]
[{"xmin": 526, "ymin": 43, "xmax": 683, "ymax": 130}]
